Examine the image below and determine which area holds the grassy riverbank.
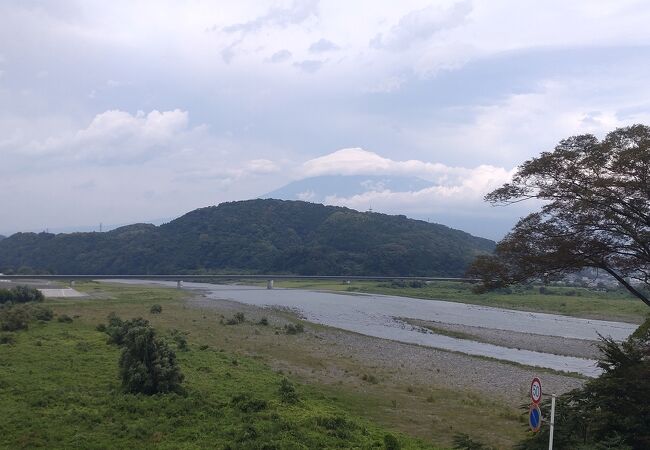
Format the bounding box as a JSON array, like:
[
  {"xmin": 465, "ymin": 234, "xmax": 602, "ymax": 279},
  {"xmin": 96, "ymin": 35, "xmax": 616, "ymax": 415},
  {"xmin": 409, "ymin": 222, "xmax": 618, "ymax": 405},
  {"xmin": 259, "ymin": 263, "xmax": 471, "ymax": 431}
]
[
  {"xmin": 0, "ymin": 284, "xmax": 440, "ymax": 449},
  {"xmin": 0, "ymin": 282, "xmax": 531, "ymax": 448}
]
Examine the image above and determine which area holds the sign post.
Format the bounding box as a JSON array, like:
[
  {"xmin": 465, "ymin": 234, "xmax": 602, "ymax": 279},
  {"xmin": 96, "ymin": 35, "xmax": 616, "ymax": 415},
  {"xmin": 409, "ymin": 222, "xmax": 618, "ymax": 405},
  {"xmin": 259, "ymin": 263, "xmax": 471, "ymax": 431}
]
[{"xmin": 548, "ymin": 394, "xmax": 556, "ymax": 450}]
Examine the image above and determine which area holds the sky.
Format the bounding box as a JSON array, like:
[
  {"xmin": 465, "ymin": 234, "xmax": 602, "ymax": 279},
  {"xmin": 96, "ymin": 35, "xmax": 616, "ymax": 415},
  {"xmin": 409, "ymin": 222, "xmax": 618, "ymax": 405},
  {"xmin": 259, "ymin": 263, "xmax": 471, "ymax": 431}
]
[{"xmin": 1, "ymin": 0, "xmax": 650, "ymax": 239}]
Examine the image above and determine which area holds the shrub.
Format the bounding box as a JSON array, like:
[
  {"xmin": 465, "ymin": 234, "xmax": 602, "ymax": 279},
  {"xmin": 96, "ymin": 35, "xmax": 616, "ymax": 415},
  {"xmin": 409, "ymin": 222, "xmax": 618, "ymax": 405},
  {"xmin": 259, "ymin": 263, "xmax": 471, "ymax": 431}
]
[
  {"xmin": 258, "ymin": 317, "xmax": 269, "ymax": 326},
  {"xmin": 361, "ymin": 373, "xmax": 378, "ymax": 384},
  {"xmin": 30, "ymin": 305, "xmax": 53, "ymax": 321},
  {"xmin": 169, "ymin": 329, "xmax": 188, "ymax": 351},
  {"xmin": 453, "ymin": 433, "xmax": 494, "ymax": 449},
  {"xmin": 0, "ymin": 305, "xmax": 31, "ymax": 331},
  {"xmin": 278, "ymin": 378, "xmax": 299, "ymax": 404},
  {"xmin": 384, "ymin": 434, "xmax": 401, "ymax": 450},
  {"xmin": 0, "ymin": 285, "xmax": 44, "ymax": 304},
  {"xmin": 149, "ymin": 304, "xmax": 162, "ymax": 314},
  {"xmin": 0, "ymin": 333, "xmax": 15, "ymax": 345},
  {"xmin": 284, "ymin": 323, "xmax": 304, "ymax": 335},
  {"xmin": 234, "ymin": 312, "xmax": 245, "ymax": 323},
  {"xmin": 230, "ymin": 393, "xmax": 268, "ymax": 413},
  {"xmin": 57, "ymin": 314, "xmax": 73, "ymax": 323},
  {"xmin": 118, "ymin": 322, "xmax": 184, "ymax": 395}
]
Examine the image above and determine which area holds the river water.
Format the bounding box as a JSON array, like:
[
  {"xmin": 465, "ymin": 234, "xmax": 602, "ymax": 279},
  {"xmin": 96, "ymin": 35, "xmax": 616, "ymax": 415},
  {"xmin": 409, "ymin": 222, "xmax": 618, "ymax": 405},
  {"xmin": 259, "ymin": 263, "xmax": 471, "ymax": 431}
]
[{"xmin": 107, "ymin": 280, "xmax": 638, "ymax": 377}]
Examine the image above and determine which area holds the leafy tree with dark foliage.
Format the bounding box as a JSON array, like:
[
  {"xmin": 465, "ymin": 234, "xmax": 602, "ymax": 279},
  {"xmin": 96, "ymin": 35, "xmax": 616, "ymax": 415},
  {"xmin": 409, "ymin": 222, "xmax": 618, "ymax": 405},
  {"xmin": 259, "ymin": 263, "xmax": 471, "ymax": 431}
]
[
  {"xmin": 517, "ymin": 319, "xmax": 650, "ymax": 449},
  {"xmin": 102, "ymin": 314, "xmax": 184, "ymax": 394},
  {"xmin": 469, "ymin": 125, "xmax": 650, "ymax": 307}
]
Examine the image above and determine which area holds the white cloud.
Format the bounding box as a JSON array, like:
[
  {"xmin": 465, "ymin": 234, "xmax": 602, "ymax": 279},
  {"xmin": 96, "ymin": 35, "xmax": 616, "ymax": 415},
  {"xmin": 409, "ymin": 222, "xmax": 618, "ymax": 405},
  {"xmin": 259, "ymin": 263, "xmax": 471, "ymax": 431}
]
[
  {"xmin": 371, "ymin": 1, "xmax": 473, "ymax": 51},
  {"xmin": 11, "ymin": 109, "xmax": 193, "ymax": 163},
  {"xmin": 309, "ymin": 38, "xmax": 340, "ymax": 53}
]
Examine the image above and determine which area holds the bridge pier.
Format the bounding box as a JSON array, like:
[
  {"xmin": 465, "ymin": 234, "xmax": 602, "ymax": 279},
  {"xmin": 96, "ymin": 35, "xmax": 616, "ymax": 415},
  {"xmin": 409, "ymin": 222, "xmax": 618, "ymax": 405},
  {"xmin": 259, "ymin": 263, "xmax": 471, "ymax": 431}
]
[
  {"xmin": 177, "ymin": 280, "xmax": 183, "ymax": 289},
  {"xmin": 267, "ymin": 279, "xmax": 274, "ymax": 290}
]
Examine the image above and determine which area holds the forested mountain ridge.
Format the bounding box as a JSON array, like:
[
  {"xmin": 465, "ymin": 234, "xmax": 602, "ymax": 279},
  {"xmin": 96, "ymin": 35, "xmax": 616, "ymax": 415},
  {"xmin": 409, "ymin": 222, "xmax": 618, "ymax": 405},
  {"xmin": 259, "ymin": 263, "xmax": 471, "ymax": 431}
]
[{"xmin": 0, "ymin": 199, "xmax": 494, "ymax": 276}]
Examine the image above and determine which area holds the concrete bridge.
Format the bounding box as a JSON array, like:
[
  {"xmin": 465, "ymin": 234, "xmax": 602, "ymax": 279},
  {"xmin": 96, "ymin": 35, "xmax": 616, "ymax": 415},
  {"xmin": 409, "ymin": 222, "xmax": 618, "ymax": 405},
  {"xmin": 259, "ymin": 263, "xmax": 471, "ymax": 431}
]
[{"xmin": 0, "ymin": 274, "xmax": 478, "ymax": 290}]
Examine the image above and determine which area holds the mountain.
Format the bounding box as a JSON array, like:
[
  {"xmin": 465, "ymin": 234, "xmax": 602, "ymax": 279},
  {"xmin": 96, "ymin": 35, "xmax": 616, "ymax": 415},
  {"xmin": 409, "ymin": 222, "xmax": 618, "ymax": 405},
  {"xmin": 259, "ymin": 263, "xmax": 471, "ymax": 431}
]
[
  {"xmin": 0, "ymin": 199, "xmax": 494, "ymax": 276},
  {"xmin": 265, "ymin": 175, "xmax": 433, "ymax": 204},
  {"xmin": 0, "ymin": 235, "xmax": 5, "ymax": 241}
]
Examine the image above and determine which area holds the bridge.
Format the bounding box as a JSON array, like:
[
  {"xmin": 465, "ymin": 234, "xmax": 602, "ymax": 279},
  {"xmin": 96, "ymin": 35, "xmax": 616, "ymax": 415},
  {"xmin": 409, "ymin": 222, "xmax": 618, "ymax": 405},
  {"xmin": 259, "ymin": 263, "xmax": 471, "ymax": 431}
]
[{"xmin": 0, "ymin": 274, "xmax": 478, "ymax": 289}]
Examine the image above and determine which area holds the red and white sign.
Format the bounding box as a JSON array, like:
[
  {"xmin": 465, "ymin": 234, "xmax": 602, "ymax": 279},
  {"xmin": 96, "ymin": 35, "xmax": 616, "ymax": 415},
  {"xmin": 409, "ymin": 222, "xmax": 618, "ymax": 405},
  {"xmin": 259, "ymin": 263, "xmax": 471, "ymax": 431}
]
[{"xmin": 530, "ymin": 377, "xmax": 542, "ymax": 404}]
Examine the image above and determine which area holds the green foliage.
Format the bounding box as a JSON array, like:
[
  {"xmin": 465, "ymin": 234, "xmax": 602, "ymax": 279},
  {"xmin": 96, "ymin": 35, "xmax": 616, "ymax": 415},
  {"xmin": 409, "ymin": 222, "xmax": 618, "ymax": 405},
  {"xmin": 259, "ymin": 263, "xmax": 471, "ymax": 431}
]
[
  {"xmin": 517, "ymin": 318, "xmax": 650, "ymax": 449},
  {"xmin": 149, "ymin": 304, "xmax": 162, "ymax": 314},
  {"xmin": 0, "ymin": 304, "xmax": 31, "ymax": 331},
  {"xmin": 0, "ymin": 199, "xmax": 494, "ymax": 277},
  {"xmin": 469, "ymin": 125, "xmax": 650, "ymax": 307},
  {"xmin": 384, "ymin": 433, "xmax": 401, "ymax": 450},
  {"xmin": 104, "ymin": 314, "xmax": 149, "ymax": 346},
  {"xmin": 0, "ymin": 285, "xmax": 44, "ymax": 304},
  {"xmin": 57, "ymin": 314, "xmax": 73, "ymax": 323},
  {"xmin": 284, "ymin": 323, "xmax": 304, "ymax": 335},
  {"xmin": 31, "ymin": 305, "xmax": 54, "ymax": 321},
  {"xmin": 453, "ymin": 433, "xmax": 495, "ymax": 449},
  {"xmin": 0, "ymin": 318, "xmax": 435, "ymax": 449},
  {"xmin": 225, "ymin": 312, "xmax": 245, "ymax": 325},
  {"xmin": 0, "ymin": 333, "xmax": 15, "ymax": 345},
  {"xmin": 258, "ymin": 316, "xmax": 269, "ymax": 326},
  {"xmin": 278, "ymin": 377, "xmax": 299, "ymax": 404},
  {"xmin": 118, "ymin": 320, "xmax": 184, "ymax": 395}
]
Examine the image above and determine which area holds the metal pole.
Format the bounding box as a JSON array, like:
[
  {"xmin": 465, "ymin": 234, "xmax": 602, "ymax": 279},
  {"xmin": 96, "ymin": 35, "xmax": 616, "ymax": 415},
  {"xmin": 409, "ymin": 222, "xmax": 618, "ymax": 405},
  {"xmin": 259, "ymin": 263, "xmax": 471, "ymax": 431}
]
[{"xmin": 548, "ymin": 394, "xmax": 556, "ymax": 450}]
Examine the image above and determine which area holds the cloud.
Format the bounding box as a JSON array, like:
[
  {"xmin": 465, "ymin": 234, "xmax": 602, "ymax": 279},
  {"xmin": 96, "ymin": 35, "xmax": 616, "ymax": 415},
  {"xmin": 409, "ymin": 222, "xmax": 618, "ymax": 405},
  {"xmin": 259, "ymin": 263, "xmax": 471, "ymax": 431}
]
[
  {"xmin": 296, "ymin": 147, "xmax": 522, "ymax": 238},
  {"xmin": 293, "ymin": 59, "xmax": 323, "ymax": 73},
  {"xmin": 9, "ymin": 109, "xmax": 194, "ymax": 163},
  {"xmin": 247, "ymin": 159, "xmax": 279, "ymax": 174},
  {"xmin": 223, "ymin": 0, "xmax": 319, "ymax": 34},
  {"xmin": 301, "ymin": 148, "xmax": 514, "ymax": 203},
  {"xmin": 371, "ymin": 0, "xmax": 473, "ymax": 51},
  {"xmin": 269, "ymin": 49, "xmax": 292, "ymax": 63},
  {"xmin": 308, "ymin": 38, "xmax": 339, "ymax": 53}
]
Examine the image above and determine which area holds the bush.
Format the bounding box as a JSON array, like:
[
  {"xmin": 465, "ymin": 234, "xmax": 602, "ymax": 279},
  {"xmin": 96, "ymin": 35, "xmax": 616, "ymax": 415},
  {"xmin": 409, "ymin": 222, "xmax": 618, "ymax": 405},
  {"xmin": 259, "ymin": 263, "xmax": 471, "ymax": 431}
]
[
  {"xmin": 0, "ymin": 333, "xmax": 15, "ymax": 345},
  {"xmin": 384, "ymin": 434, "xmax": 401, "ymax": 450},
  {"xmin": 31, "ymin": 305, "xmax": 53, "ymax": 321},
  {"xmin": 284, "ymin": 323, "xmax": 304, "ymax": 335},
  {"xmin": 234, "ymin": 312, "xmax": 245, "ymax": 323},
  {"xmin": 230, "ymin": 393, "xmax": 268, "ymax": 413},
  {"xmin": 170, "ymin": 329, "xmax": 188, "ymax": 351},
  {"xmin": 0, "ymin": 305, "xmax": 31, "ymax": 331},
  {"xmin": 57, "ymin": 314, "xmax": 73, "ymax": 323},
  {"xmin": 278, "ymin": 378, "xmax": 299, "ymax": 404},
  {"xmin": 258, "ymin": 317, "xmax": 269, "ymax": 326},
  {"xmin": 149, "ymin": 304, "xmax": 162, "ymax": 314},
  {"xmin": 118, "ymin": 322, "xmax": 184, "ymax": 395},
  {"xmin": 0, "ymin": 285, "xmax": 44, "ymax": 304},
  {"xmin": 453, "ymin": 433, "xmax": 494, "ymax": 449}
]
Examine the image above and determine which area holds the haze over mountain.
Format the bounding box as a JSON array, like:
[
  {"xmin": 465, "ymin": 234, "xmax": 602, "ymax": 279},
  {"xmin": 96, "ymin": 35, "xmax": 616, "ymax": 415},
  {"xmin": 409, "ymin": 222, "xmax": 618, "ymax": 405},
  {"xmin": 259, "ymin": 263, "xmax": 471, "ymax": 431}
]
[{"xmin": 0, "ymin": 199, "xmax": 494, "ymax": 277}]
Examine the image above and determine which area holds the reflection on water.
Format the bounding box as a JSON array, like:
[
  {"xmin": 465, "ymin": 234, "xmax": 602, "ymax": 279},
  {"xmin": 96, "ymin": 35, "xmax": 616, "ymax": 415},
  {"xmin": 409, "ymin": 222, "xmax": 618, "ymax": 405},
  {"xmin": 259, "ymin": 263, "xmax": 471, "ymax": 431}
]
[{"xmin": 108, "ymin": 280, "xmax": 638, "ymax": 377}]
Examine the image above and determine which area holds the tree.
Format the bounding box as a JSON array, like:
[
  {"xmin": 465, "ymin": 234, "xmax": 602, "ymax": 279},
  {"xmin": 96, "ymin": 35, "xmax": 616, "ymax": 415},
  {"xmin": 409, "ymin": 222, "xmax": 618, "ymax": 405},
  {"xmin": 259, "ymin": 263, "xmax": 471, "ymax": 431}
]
[
  {"xmin": 516, "ymin": 319, "xmax": 650, "ymax": 449},
  {"xmin": 116, "ymin": 319, "xmax": 184, "ymax": 394},
  {"xmin": 468, "ymin": 124, "xmax": 650, "ymax": 307}
]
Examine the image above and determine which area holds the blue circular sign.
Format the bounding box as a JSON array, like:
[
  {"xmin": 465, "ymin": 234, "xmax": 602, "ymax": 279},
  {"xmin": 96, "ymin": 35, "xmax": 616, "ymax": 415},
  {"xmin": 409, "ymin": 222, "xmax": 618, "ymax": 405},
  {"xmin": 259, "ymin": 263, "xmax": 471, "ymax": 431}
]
[{"xmin": 529, "ymin": 404, "xmax": 542, "ymax": 432}]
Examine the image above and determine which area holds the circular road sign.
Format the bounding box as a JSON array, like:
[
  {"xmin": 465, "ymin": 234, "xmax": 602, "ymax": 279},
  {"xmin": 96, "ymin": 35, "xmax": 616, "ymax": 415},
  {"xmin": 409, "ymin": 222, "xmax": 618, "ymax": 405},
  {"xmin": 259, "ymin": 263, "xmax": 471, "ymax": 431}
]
[
  {"xmin": 530, "ymin": 377, "xmax": 542, "ymax": 404},
  {"xmin": 529, "ymin": 404, "xmax": 542, "ymax": 432}
]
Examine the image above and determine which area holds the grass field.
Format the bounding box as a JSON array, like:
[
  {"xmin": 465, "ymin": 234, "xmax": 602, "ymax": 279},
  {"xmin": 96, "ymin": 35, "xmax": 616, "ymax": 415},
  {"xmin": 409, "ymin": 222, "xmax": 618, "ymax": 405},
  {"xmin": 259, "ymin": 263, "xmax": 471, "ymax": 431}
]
[
  {"xmin": 250, "ymin": 280, "xmax": 648, "ymax": 323},
  {"xmin": 0, "ymin": 284, "xmax": 440, "ymax": 449},
  {"xmin": 0, "ymin": 282, "xmax": 530, "ymax": 449}
]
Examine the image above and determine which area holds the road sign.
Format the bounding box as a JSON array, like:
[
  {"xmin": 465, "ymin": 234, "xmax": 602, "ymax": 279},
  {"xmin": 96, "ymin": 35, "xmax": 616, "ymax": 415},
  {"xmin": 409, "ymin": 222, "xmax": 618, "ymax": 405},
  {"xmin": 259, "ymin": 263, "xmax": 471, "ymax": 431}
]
[
  {"xmin": 530, "ymin": 377, "xmax": 542, "ymax": 404},
  {"xmin": 529, "ymin": 403, "xmax": 542, "ymax": 432}
]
